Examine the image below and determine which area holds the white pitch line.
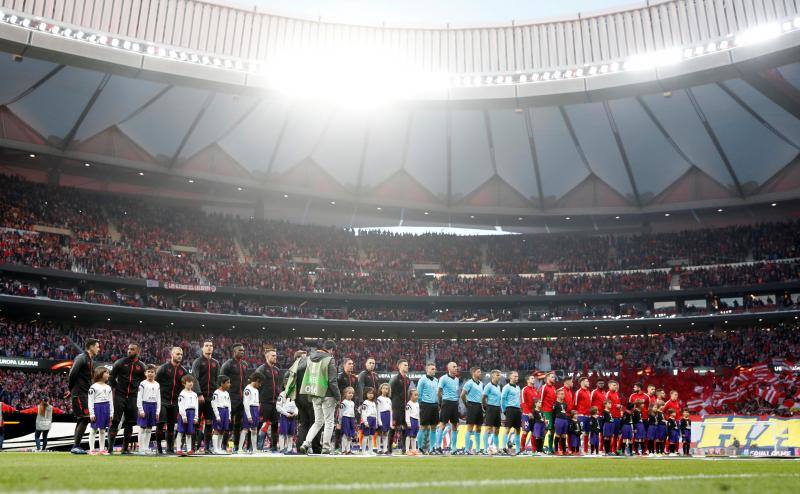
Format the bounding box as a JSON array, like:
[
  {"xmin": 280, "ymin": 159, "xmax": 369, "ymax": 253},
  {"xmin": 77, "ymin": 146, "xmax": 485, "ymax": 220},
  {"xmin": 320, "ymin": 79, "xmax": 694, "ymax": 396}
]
[{"xmin": 8, "ymin": 473, "xmax": 800, "ymax": 494}]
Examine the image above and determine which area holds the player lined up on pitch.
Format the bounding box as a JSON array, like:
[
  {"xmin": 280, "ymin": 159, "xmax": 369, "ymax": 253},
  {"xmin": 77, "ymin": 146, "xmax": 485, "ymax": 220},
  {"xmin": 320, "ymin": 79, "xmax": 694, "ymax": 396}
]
[{"xmin": 64, "ymin": 336, "xmax": 694, "ymax": 457}]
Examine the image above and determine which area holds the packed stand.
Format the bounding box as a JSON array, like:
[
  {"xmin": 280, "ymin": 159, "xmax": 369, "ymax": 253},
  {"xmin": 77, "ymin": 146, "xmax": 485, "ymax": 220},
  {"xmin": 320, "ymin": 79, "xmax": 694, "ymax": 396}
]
[
  {"xmin": 1, "ymin": 174, "xmax": 800, "ymax": 297},
  {"xmin": 679, "ymin": 261, "xmax": 800, "ymax": 289},
  {"xmin": 3, "ymin": 318, "xmax": 796, "ymax": 373},
  {"xmin": 0, "ymin": 369, "xmax": 69, "ymax": 410},
  {"xmin": 0, "ymin": 317, "xmax": 75, "ymax": 359}
]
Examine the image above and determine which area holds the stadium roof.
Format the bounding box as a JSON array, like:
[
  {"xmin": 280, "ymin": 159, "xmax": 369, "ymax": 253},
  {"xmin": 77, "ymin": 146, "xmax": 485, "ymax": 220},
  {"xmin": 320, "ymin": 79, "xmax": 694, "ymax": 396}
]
[
  {"xmin": 0, "ymin": 52, "xmax": 798, "ymax": 216},
  {"xmin": 0, "ymin": 0, "xmax": 798, "ymax": 227}
]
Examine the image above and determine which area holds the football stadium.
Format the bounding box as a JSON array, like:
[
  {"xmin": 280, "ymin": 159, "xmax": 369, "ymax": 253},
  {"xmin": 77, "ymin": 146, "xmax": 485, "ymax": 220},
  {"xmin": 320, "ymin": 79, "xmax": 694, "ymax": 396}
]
[{"xmin": 0, "ymin": 0, "xmax": 799, "ymax": 492}]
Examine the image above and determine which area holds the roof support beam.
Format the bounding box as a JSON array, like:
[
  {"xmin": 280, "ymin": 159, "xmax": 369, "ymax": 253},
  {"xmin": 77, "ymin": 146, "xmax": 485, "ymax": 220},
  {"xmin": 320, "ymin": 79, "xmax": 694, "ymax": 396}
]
[
  {"xmin": 61, "ymin": 73, "xmax": 111, "ymax": 151},
  {"xmin": 685, "ymin": 87, "xmax": 746, "ymax": 198},
  {"xmin": 558, "ymin": 106, "xmax": 595, "ymax": 176},
  {"xmin": 636, "ymin": 95, "xmax": 700, "ymax": 167},
  {"xmin": 740, "ymin": 69, "xmax": 800, "ymax": 122},
  {"xmin": 354, "ymin": 112, "xmax": 374, "ymax": 197},
  {"xmin": 117, "ymin": 85, "xmax": 173, "ymax": 127},
  {"xmin": 2, "ymin": 65, "xmax": 64, "ymax": 106},
  {"xmin": 214, "ymin": 97, "xmax": 263, "ymax": 143},
  {"xmin": 169, "ymin": 91, "xmax": 216, "ymax": 169},
  {"xmin": 265, "ymin": 104, "xmax": 293, "ymax": 175},
  {"xmin": 717, "ymin": 81, "xmax": 800, "ymax": 150},
  {"xmin": 601, "ymin": 101, "xmax": 643, "ymax": 208},
  {"xmin": 521, "ymin": 107, "xmax": 546, "ymax": 210},
  {"xmin": 446, "ymin": 103, "xmax": 453, "ymax": 207}
]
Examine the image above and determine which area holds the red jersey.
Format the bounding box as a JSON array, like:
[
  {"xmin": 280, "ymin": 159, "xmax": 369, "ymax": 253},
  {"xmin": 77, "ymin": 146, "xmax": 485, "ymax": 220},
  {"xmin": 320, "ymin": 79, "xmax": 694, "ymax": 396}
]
[
  {"xmin": 606, "ymin": 390, "xmax": 622, "ymax": 418},
  {"xmin": 590, "ymin": 388, "xmax": 607, "ymax": 412},
  {"xmin": 629, "ymin": 392, "xmax": 650, "ymax": 414},
  {"xmin": 559, "ymin": 386, "xmax": 574, "ymax": 412},
  {"xmin": 540, "ymin": 383, "xmax": 557, "ymax": 412},
  {"xmin": 521, "ymin": 385, "xmax": 538, "ymax": 414},
  {"xmin": 663, "ymin": 399, "xmax": 681, "ymax": 417},
  {"xmin": 648, "ymin": 394, "xmax": 658, "ymax": 408},
  {"xmin": 574, "ymin": 387, "xmax": 592, "ymax": 416}
]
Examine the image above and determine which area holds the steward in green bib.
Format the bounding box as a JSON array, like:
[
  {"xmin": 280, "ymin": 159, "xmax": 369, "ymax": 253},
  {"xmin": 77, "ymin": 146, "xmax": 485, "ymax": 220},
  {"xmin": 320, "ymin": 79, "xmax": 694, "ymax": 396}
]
[
  {"xmin": 297, "ymin": 340, "xmax": 340, "ymax": 455},
  {"xmin": 300, "ymin": 355, "xmax": 333, "ymax": 397}
]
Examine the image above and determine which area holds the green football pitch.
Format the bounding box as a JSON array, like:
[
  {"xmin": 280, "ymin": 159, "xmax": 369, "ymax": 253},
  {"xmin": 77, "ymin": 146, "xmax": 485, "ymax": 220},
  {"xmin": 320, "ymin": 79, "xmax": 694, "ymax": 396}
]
[{"xmin": 0, "ymin": 453, "xmax": 798, "ymax": 494}]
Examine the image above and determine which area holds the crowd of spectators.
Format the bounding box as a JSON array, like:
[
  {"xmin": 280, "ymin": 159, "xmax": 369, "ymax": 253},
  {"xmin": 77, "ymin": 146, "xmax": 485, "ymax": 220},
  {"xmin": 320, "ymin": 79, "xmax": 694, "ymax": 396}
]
[
  {"xmin": 1, "ymin": 175, "xmax": 800, "ymax": 297},
  {"xmin": 679, "ymin": 261, "xmax": 800, "ymax": 289},
  {"xmin": 2, "ymin": 270, "xmax": 797, "ymax": 324},
  {"xmin": 4, "ymin": 315, "xmax": 798, "ymax": 373},
  {"xmin": 0, "ymin": 317, "xmax": 74, "ymax": 360},
  {"xmin": 0, "ymin": 369, "xmax": 69, "ymax": 410},
  {"xmin": 488, "ymin": 221, "xmax": 800, "ymax": 273}
]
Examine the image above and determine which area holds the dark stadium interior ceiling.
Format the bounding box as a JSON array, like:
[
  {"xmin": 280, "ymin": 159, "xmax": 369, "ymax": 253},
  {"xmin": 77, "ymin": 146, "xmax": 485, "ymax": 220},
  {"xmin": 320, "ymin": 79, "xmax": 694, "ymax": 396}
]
[{"xmin": 0, "ymin": 50, "xmax": 799, "ymax": 229}]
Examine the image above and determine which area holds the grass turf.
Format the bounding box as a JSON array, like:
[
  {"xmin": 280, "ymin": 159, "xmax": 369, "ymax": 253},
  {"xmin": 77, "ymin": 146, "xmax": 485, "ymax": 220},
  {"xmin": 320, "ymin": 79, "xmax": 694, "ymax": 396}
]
[{"xmin": 0, "ymin": 453, "xmax": 798, "ymax": 493}]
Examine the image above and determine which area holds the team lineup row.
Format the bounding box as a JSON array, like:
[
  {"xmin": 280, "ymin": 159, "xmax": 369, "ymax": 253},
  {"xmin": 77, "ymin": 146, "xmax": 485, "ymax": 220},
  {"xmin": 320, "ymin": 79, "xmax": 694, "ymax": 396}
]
[{"xmin": 63, "ymin": 336, "xmax": 692, "ymax": 457}]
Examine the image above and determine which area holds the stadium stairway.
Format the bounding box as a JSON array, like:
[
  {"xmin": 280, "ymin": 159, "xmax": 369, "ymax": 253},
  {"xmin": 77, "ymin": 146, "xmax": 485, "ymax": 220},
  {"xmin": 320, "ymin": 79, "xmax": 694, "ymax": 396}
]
[
  {"xmin": 480, "ymin": 242, "xmax": 494, "ymax": 275},
  {"xmin": 670, "ymin": 273, "xmax": 681, "ymax": 290},
  {"xmin": 538, "ymin": 348, "xmax": 551, "ymax": 371},
  {"xmin": 189, "ymin": 260, "xmax": 210, "ymax": 285},
  {"xmin": 233, "ymin": 237, "xmax": 249, "ymax": 264},
  {"xmin": 106, "ymin": 219, "xmax": 121, "ymax": 243},
  {"xmin": 65, "ymin": 332, "xmax": 83, "ymax": 355}
]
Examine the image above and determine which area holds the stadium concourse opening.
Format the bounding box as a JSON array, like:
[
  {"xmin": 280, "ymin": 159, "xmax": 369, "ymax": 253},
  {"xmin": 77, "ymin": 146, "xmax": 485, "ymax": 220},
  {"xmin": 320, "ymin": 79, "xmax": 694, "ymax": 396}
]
[{"xmin": 1, "ymin": 0, "xmax": 800, "ymax": 492}]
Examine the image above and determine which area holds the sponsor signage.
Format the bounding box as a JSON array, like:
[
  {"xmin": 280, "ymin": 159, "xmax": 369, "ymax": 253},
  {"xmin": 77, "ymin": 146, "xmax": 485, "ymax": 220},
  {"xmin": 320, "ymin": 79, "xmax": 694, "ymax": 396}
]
[
  {"xmin": 162, "ymin": 282, "xmax": 217, "ymax": 292},
  {"xmin": 0, "ymin": 356, "xmax": 40, "ymax": 368},
  {"xmin": 0, "ymin": 357, "xmax": 70, "ymax": 370}
]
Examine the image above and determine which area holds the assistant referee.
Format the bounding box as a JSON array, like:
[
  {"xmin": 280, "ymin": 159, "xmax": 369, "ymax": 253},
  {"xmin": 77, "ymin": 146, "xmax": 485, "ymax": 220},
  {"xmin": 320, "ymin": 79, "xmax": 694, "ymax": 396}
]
[{"xmin": 415, "ymin": 362, "xmax": 439, "ymax": 454}]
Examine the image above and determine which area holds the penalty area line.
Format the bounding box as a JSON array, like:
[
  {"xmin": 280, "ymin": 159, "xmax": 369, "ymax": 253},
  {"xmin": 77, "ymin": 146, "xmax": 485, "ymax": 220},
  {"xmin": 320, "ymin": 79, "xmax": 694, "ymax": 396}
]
[{"xmin": 8, "ymin": 473, "xmax": 800, "ymax": 494}]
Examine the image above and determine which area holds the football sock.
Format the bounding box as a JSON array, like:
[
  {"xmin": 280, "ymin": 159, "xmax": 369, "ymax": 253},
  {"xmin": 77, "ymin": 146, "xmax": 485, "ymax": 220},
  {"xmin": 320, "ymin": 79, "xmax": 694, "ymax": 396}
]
[
  {"xmin": 250, "ymin": 431, "xmax": 258, "ymax": 452},
  {"xmin": 88, "ymin": 428, "xmax": 96, "ymax": 452},
  {"xmin": 73, "ymin": 419, "xmax": 88, "ymax": 449},
  {"xmin": 233, "ymin": 425, "xmax": 242, "ymax": 452},
  {"xmin": 123, "ymin": 426, "xmax": 133, "ymax": 452},
  {"xmin": 156, "ymin": 424, "xmax": 164, "ymax": 453},
  {"xmin": 238, "ymin": 430, "xmax": 247, "ymax": 452},
  {"xmin": 204, "ymin": 425, "xmax": 213, "ymax": 451}
]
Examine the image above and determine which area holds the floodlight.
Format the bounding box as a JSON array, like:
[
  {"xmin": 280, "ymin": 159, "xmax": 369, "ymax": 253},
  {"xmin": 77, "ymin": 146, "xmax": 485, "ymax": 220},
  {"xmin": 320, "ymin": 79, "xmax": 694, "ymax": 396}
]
[{"xmin": 736, "ymin": 23, "xmax": 780, "ymax": 46}]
